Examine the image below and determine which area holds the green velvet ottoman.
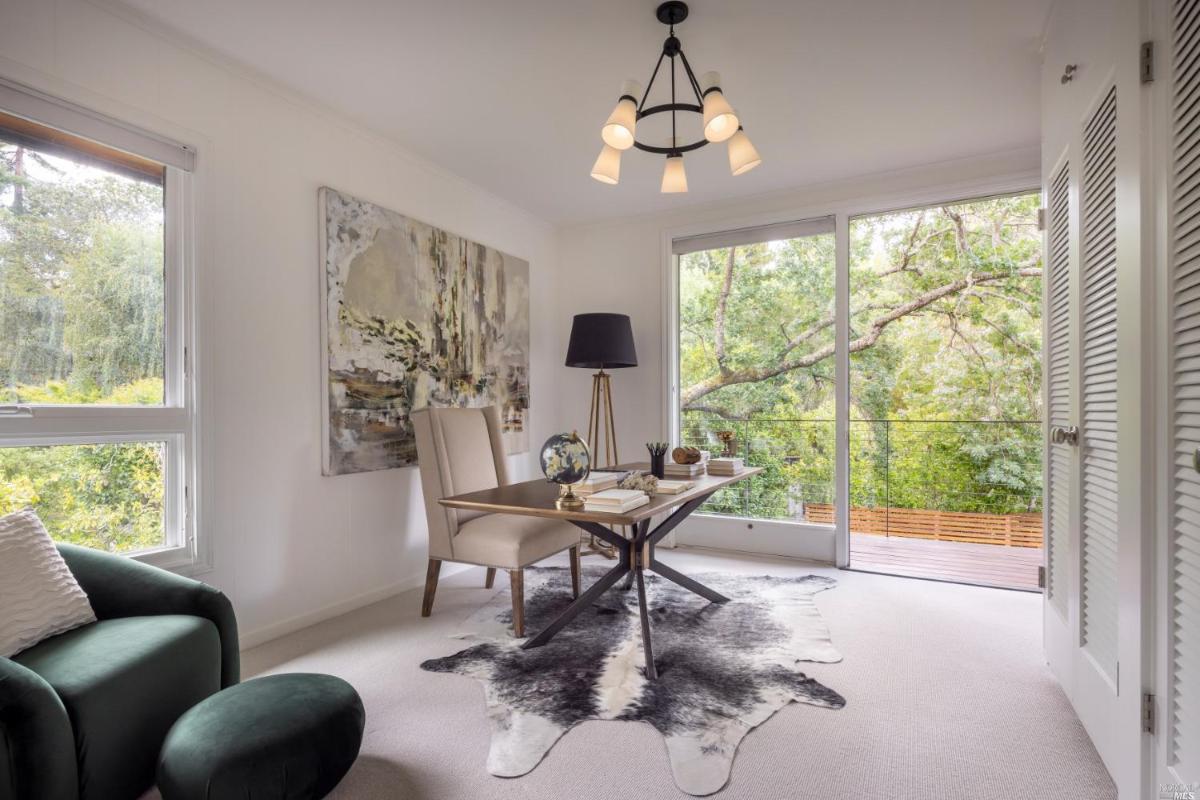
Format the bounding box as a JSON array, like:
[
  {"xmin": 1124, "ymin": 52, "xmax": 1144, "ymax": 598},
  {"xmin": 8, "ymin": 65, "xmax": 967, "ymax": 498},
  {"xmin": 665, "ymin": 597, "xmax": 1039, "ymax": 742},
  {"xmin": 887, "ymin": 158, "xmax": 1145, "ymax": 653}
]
[{"xmin": 157, "ymin": 673, "xmax": 365, "ymax": 800}]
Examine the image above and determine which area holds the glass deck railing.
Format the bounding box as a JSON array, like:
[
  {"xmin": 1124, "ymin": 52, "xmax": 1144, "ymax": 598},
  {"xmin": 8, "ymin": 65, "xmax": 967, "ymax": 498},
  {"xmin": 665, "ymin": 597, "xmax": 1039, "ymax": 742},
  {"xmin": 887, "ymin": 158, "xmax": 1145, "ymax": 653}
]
[{"xmin": 678, "ymin": 416, "xmax": 1043, "ymax": 547}]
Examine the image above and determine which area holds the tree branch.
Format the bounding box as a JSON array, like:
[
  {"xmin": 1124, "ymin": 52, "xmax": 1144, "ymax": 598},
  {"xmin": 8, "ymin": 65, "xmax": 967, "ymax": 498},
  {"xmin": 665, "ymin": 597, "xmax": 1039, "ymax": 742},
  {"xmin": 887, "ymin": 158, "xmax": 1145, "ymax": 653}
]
[
  {"xmin": 680, "ymin": 266, "xmax": 1042, "ymax": 407},
  {"xmin": 684, "ymin": 404, "xmax": 755, "ymax": 421},
  {"xmin": 713, "ymin": 246, "xmax": 736, "ymax": 374}
]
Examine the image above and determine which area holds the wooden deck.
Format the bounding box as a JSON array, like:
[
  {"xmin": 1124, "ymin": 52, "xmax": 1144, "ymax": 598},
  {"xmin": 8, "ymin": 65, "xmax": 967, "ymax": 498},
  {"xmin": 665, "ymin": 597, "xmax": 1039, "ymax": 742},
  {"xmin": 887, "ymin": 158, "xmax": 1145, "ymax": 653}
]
[{"xmin": 850, "ymin": 532, "xmax": 1043, "ymax": 591}]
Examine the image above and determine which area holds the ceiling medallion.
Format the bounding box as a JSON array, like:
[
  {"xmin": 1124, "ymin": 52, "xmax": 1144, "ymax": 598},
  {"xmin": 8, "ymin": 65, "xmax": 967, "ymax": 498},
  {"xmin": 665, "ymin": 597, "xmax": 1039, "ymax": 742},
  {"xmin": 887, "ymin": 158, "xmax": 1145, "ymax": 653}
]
[{"xmin": 591, "ymin": 1, "xmax": 761, "ymax": 193}]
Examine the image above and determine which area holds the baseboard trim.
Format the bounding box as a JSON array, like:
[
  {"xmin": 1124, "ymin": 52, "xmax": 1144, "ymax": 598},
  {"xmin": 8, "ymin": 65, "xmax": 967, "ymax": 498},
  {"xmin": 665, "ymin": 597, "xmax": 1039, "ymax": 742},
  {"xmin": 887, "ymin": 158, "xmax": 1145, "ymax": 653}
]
[
  {"xmin": 238, "ymin": 562, "xmax": 472, "ymax": 650},
  {"xmin": 675, "ymin": 515, "xmax": 837, "ymax": 562}
]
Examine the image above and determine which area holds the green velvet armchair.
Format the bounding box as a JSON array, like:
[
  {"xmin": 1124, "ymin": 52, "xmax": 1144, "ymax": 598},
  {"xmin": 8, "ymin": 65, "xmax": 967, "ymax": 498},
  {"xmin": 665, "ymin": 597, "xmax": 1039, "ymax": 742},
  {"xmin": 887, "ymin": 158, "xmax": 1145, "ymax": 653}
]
[{"xmin": 0, "ymin": 544, "xmax": 239, "ymax": 800}]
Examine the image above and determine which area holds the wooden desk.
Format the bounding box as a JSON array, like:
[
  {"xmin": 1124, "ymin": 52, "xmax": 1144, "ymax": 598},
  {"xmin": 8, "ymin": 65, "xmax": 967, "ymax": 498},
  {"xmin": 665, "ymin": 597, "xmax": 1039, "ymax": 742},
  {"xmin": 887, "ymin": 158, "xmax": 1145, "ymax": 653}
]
[{"xmin": 440, "ymin": 464, "xmax": 762, "ymax": 679}]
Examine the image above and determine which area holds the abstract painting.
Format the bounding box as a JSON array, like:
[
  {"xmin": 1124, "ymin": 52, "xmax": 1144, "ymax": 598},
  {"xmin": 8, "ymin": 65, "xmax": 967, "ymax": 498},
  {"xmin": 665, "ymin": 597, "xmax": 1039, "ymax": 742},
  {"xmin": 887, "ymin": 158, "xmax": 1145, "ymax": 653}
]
[{"xmin": 319, "ymin": 187, "xmax": 530, "ymax": 475}]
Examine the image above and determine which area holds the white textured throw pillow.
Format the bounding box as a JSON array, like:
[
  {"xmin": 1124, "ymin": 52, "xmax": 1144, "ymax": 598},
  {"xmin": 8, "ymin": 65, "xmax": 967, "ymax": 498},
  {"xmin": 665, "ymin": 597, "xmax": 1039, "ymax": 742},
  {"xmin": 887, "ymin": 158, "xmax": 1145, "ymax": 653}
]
[{"xmin": 0, "ymin": 509, "xmax": 96, "ymax": 658}]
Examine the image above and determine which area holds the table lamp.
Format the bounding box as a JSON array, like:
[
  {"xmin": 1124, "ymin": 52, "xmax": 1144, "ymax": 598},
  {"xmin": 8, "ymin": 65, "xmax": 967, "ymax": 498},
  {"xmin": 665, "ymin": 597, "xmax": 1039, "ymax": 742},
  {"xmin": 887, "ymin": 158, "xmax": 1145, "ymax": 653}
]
[{"xmin": 565, "ymin": 313, "xmax": 638, "ymax": 468}]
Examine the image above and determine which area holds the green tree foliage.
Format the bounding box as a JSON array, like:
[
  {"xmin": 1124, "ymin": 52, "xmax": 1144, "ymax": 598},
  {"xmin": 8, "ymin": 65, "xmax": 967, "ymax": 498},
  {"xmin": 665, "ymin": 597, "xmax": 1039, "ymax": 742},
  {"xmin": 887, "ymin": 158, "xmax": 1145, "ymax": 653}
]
[
  {"xmin": 0, "ymin": 439, "xmax": 164, "ymax": 553},
  {"xmin": 679, "ymin": 194, "xmax": 1043, "ymax": 520},
  {"xmin": 0, "ymin": 140, "xmax": 166, "ymax": 551}
]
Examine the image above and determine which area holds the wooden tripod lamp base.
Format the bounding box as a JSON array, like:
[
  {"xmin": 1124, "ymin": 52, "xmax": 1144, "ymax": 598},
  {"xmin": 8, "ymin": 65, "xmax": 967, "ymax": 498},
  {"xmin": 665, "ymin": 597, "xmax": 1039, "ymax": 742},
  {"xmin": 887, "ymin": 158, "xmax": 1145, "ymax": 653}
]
[
  {"xmin": 587, "ymin": 370, "xmax": 619, "ymax": 469},
  {"xmin": 582, "ymin": 370, "xmax": 621, "ymax": 559}
]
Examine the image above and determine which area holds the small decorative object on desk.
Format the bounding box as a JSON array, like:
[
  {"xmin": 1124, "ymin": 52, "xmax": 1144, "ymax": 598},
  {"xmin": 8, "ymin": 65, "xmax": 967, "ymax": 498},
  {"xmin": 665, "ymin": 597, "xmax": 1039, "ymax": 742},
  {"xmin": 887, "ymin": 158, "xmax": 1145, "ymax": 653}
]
[
  {"xmin": 715, "ymin": 430, "xmax": 737, "ymax": 458},
  {"xmin": 647, "ymin": 441, "xmax": 668, "ymax": 478},
  {"xmin": 618, "ymin": 471, "xmax": 658, "ymax": 496},
  {"xmin": 539, "ymin": 431, "xmax": 591, "ymax": 510},
  {"xmin": 672, "ymin": 446, "xmax": 702, "ymax": 464}
]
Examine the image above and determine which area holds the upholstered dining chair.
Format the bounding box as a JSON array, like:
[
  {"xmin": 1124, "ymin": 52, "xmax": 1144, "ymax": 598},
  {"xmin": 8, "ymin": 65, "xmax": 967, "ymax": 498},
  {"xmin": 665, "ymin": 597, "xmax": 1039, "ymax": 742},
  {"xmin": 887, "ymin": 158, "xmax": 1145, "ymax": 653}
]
[{"xmin": 412, "ymin": 406, "xmax": 581, "ymax": 636}]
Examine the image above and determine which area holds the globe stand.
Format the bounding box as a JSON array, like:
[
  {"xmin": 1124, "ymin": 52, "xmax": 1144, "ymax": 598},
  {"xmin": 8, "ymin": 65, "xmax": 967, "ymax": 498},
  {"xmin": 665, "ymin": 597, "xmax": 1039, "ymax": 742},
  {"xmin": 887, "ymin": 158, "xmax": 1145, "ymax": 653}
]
[{"xmin": 556, "ymin": 484, "xmax": 585, "ymax": 511}]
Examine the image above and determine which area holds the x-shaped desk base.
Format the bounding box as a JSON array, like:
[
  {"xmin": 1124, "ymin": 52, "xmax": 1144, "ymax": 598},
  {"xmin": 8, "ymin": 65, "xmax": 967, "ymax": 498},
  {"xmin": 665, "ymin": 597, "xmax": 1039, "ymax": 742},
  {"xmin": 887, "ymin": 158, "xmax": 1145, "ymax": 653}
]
[{"xmin": 520, "ymin": 492, "xmax": 728, "ymax": 680}]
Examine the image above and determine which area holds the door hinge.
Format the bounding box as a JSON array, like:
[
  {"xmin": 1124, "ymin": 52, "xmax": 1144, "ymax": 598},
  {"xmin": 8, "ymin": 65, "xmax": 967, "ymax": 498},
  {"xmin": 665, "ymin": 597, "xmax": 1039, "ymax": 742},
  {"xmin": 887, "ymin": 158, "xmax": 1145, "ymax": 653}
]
[
  {"xmin": 1037, "ymin": 565, "xmax": 1046, "ymax": 589},
  {"xmin": 1037, "ymin": 208, "xmax": 1046, "ymax": 231},
  {"xmin": 1143, "ymin": 692, "xmax": 1156, "ymax": 734},
  {"xmin": 183, "ymin": 346, "xmax": 190, "ymax": 378},
  {"xmin": 1141, "ymin": 41, "xmax": 1155, "ymax": 84}
]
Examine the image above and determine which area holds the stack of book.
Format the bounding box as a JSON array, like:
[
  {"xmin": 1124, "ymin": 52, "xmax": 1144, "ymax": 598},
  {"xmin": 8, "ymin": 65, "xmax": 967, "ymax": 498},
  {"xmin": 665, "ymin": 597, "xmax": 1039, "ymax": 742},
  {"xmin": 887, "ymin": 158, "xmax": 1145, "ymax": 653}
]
[
  {"xmin": 654, "ymin": 479, "xmax": 693, "ymax": 495},
  {"xmin": 707, "ymin": 457, "xmax": 745, "ymax": 476},
  {"xmin": 574, "ymin": 472, "xmax": 622, "ymax": 496},
  {"xmin": 663, "ymin": 462, "xmax": 706, "ymax": 479},
  {"xmin": 583, "ymin": 488, "xmax": 651, "ymax": 514}
]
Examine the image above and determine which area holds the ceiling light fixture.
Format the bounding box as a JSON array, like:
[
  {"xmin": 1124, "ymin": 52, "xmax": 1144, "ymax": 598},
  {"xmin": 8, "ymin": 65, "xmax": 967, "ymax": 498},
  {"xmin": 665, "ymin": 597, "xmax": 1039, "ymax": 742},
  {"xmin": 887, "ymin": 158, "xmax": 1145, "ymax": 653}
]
[{"xmin": 591, "ymin": 1, "xmax": 761, "ymax": 193}]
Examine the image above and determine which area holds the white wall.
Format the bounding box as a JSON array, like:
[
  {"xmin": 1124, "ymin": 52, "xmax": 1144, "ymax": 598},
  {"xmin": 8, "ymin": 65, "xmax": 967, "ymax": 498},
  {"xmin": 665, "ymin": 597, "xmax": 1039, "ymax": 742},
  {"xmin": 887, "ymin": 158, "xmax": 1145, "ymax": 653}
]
[
  {"xmin": 0, "ymin": 0, "xmax": 561, "ymax": 645},
  {"xmin": 554, "ymin": 148, "xmax": 1042, "ymax": 461}
]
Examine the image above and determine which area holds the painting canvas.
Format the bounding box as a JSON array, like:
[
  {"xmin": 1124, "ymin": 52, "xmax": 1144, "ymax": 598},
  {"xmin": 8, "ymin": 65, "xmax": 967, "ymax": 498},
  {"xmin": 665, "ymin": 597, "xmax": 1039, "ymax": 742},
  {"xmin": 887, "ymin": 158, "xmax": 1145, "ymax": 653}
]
[{"xmin": 319, "ymin": 187, "xmax": 530, "ymax": 475}]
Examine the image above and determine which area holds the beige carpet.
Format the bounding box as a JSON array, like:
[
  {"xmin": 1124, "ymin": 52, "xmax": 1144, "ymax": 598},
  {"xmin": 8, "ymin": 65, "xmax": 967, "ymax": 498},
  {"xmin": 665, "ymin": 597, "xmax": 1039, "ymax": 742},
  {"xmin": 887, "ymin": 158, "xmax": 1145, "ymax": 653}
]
[{"xmin": 156, "ymin": 548, "xmax": 1117, "ymax": 800}]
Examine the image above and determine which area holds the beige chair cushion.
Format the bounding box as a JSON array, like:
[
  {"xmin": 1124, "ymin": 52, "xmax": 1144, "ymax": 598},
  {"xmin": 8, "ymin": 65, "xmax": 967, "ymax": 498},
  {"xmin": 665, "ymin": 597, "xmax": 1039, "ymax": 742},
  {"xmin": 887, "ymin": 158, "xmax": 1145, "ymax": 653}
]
[{"xmin": 452, "ymin": 513, "xmax": 580, "ymax": 570}]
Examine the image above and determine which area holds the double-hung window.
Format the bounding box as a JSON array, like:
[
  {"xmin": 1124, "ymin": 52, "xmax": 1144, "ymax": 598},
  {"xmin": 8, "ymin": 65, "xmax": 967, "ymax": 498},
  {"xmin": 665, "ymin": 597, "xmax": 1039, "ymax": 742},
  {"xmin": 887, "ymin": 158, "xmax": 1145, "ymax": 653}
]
[{"xmin": 0, "ymin": 80, "xmax": 200, "ymax": 571}]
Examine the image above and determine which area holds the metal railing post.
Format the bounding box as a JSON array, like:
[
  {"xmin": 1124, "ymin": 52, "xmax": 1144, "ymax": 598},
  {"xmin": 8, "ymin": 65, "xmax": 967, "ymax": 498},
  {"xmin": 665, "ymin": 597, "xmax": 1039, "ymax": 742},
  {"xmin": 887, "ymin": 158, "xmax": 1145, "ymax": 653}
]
[{"xmin": 884, "ymin": 419, "xmax": 891, "ymax": 539}]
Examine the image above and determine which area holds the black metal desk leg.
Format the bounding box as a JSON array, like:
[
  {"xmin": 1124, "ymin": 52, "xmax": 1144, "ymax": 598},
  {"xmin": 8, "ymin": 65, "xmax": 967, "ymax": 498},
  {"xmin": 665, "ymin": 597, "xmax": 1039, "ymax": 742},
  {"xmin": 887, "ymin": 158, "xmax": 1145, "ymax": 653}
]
[
  {"xmin": 521, "ymin": 521, "xmax": 630, "ymax": 649},
  {"xmin": 648, "ymin": 555, "xmax": 729, "ymax": 603},
  {"xmin": 622, "ymin": 519, "xmax": 649, "ymax": 591},
  {"xmin": 643, "ymin": 492, "xmax": 730, "ymax": 604},
  {"xmin": 634, "ymin": 564, "xmax": 657, "ymax": 679}
]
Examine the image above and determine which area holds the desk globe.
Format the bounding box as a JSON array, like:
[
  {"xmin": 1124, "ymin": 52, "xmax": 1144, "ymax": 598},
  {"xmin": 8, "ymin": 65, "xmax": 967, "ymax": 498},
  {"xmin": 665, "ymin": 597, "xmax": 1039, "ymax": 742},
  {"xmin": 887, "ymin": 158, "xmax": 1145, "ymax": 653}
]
[{"xmin": 540, "ymin": 431, "xmax": 591, "ymax": 510}]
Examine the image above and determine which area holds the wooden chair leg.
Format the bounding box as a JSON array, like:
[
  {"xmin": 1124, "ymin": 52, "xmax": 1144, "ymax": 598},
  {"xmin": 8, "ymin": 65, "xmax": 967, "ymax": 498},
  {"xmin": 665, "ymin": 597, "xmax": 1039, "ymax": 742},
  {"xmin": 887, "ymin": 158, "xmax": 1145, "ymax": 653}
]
[
  {"xmin": 485, "ymin": 567, "xmax": 496, "ymax": 589},
  {"xmin": 569, "ymin": 545, "xmax": 581, "ymax": 598},
  {"xmin": 421, "ymin": 558, "xmax": 441, "ymax": 617},
  {"xmin": 509, "ymin": 569, "xmax": 525, "ymax": 637}
]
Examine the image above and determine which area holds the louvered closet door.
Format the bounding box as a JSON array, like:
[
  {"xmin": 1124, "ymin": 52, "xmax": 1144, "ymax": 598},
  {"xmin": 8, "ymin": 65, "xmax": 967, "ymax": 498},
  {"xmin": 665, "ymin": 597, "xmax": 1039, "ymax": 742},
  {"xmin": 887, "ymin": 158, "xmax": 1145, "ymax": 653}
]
[
  {"xmin": 1079, "ymin": 86, "xmax": 1119, "ymax": 684},
  {"xmin": 1168, "ymin": 0, "xmax": 1200, "ymax": 781},
  {"xmin": 1045, "ymin": 163, "xmax": 1072, "ymax": 615}
]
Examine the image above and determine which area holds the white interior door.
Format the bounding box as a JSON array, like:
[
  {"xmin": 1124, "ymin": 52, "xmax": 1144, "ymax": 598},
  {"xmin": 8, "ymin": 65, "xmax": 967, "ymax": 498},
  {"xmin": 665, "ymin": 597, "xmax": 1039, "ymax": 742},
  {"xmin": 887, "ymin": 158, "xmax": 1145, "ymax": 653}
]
[
  {"xmin": 1041, "ymin": 0, "xmax": 1153, "ymax": 793},
  {"xmin": 1043, "ymin": 77, "xmax": 1125, "ymax": 772},
  {"xmin": 1076, "ymin": 78, "xmax": 1124, "ymax": 755},
  {"xmin": 1160, "ymin": 0, "xmax": 1200, "ymax": 788}
]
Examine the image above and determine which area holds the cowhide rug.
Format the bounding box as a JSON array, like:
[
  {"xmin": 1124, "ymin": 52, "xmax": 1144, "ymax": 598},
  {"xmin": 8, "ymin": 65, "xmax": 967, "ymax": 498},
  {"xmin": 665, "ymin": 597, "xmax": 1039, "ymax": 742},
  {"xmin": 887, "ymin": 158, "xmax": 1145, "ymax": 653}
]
[{"xmin": 420, "ymin": 567, "xmax": 845, "ymax": 796}]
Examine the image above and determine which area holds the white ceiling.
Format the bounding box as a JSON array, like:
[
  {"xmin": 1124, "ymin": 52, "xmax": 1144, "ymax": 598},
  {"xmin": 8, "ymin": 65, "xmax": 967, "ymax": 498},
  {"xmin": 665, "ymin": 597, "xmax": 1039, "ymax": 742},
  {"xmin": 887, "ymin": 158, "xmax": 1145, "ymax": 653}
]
[{"xmin": 113, "ymin": 0, "xmax": 1051, "ymax": 225}]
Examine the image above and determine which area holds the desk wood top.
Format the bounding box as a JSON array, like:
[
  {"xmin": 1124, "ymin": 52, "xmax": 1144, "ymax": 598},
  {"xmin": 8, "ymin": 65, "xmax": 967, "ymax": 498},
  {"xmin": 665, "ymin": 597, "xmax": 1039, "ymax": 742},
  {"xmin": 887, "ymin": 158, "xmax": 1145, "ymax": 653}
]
[{"xmin": 438, "ymin": 463, "xmax": 762, "ymax": 526}]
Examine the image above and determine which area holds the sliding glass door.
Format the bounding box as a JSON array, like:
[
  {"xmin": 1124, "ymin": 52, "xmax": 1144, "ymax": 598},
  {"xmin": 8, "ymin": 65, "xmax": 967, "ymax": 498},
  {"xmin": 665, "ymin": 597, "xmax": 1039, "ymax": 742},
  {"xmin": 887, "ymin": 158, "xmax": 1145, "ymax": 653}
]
[
  {"xmin": 668, "ymin": 192, "xmax": 1044, "ymax": 589},
  {"xmin": 846, "ymin": 194, "xmax": 1044, "ymax": 590}
]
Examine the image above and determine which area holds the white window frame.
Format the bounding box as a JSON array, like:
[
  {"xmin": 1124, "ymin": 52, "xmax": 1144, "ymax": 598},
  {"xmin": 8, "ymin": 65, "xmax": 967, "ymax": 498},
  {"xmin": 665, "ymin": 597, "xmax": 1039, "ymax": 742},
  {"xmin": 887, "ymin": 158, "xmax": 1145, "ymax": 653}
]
[{"xmin": 0, "ymin": 80, "xmax": 202, "ymax": 573}]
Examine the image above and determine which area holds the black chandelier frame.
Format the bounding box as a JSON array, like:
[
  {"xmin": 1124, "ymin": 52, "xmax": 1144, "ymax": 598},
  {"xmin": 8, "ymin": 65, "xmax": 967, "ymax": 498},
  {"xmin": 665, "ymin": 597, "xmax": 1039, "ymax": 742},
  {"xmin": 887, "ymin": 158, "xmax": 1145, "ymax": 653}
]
[{"xmin": 626, "ymin": 1, "xmax": 717, "ymax": 157}]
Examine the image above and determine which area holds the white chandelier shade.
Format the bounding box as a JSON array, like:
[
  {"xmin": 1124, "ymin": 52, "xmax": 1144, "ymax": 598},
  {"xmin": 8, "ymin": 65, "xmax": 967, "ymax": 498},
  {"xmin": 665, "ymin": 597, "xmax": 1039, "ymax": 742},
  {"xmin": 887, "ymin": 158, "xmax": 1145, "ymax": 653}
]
[
  {"xmin": 661, "ymin": 153, "xmax": 688, "ymax": 193},
  {"xmin": 591, "ymin": 144, "xmax": 622, "ymax": 184},
  {"xmin": 601, "ymin": 79, "xmax": 641, "ymax": 150},
  {"xmin": 700, "ymin": 72, "xmax": 739, "ymax": 143},
  {"xmin": 590, "ymin": 2, "xmax": 760, "ymax": 192},
  {"xmin": 727, "ymin": 127, "xmax": 762, "ymax": 175}
]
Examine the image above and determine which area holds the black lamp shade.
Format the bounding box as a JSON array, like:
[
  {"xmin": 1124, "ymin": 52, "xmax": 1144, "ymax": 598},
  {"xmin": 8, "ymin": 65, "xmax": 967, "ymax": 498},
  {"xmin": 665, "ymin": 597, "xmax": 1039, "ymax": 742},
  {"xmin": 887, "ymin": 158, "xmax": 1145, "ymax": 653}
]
[{"xmin": 565, "ymin": 313, "xmax": 638, "ymax": 369}]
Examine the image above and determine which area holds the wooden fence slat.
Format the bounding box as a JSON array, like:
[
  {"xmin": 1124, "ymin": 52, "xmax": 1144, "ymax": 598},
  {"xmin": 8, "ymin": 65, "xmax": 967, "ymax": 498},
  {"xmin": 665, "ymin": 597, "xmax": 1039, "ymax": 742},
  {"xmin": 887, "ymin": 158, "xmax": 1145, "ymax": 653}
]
[{"xmin": 802, "ymin": 504, "xmax": 1043, "ymax": 548}]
